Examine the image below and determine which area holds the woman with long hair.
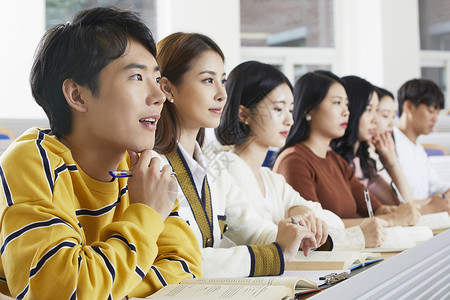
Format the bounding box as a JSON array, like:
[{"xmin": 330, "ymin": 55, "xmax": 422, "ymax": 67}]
[
  {"xmin": 371, "ymin": 87, "xmax": 407, "ymax": 191},
  {"xmin": 333, "ymin": 76, "xmax": 399, "ymax": 205},
  {"xmin": 154, "ymin": 33, "xmax": 320, "ymax": 278},
  {"xmin": 273, "ymin": 71, "xmax": 421, "ymax": 247},
  {"xmin": 216, "ymin": 61, "xmax": 377, "ymax": 250},
  {"xmin": 363, "ymin": 86, "xmax": 414, "ymax": 205},
  {"xmin": 346, "ymin": 82, "xmax": 450, "ymax": 214}
]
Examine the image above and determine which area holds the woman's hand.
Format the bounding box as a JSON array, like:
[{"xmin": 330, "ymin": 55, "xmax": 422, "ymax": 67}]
[
  {"xmin": 276, "ymin": 218, "xmax": 317, "ymax": 263},
  {"xmin": 378, "ymin": 202, "xmax": 421, "ymax": 226},
  {"xmin": 359, "ymin": 218, "xmax": 388, "ymax": 248},
  {"xmin": 288, "ymin": 206, "xmax": 328, "ymax": 247},
  {"xmin": 372, "ymin": 132, "xmax": 397, "ymax": 166}
]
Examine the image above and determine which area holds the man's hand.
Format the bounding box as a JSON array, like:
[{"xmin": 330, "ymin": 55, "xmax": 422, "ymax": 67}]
[{"xmin": 127, "ymin": 150, "xmax": 176, "ymax": 220}]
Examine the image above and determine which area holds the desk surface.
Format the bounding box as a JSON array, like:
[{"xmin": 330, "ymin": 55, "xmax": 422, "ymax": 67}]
[{"xmin": 297, "ymin": 252, "xmax": 398, "ymax": 299}]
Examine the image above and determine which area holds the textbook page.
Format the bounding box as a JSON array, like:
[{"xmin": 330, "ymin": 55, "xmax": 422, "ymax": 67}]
[
  {"xmin": 286, "ymin": 251, "xmax": 381, "ymax": 270},
  {"xmin": 140, "ymin": 284, "xmax": 293, "ymax": 300},
  {"xmin": 362, "ymin": 226, "xmax": 433, "ymax": 252},
  {"xmin": 416, "ymin": 212, "xmax": 450, "ymax": 233},
  {"xmin": 181, "ymin": 276, "xmax": 317, "ymax": 291}
]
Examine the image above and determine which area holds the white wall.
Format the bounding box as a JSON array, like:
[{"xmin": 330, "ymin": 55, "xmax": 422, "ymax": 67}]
[
  {"xmin": 156, "ymin": 0, "xmax": 241, "ymax": 74},
  {"xmin": 0, "ymin": 0, "xmax": 430, "ymax": 120},
  {"xmin": 335, "ymin": 0, "xmax": 421, "ymax": 93},
  {"xmin": 380, "ymin": 0, "xmax": 421, "ymax": 94},
  {"xmin": 155, "ymin": 0, "xmax": 241, "ymax": 146},
  {"xmin": 0, "ymin": 0, "xmax": 47, "ymax": 119}
]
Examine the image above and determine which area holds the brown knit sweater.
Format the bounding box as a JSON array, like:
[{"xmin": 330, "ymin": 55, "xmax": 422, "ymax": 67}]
[{"xmin": 273, "ymin": 142, "xmax": 381, "ymax": 219}]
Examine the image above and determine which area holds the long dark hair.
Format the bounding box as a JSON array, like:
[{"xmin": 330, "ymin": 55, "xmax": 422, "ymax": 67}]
[
  {"xmin": 278, "ymin": 70, "xmax": 345, "ymax": 156},
  {"xmin": 332, "ymin": 75, "xmax": 376, "ymax": 179},
  {"xmin": 216, "ymin": 61, "xmax": 292, "ymax": 146},
  {"xmin": 154, "ymin": 32, "xmax": 225, "ymax": 154}
]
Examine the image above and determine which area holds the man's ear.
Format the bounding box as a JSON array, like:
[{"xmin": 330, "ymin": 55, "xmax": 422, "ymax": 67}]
[
  {"xmin": 403, "ymin": 99, "xmax": 414, "ymax": 114},
  {"xmin": 238, "ymin": 105, "xmax": 251, "ymax": 124},
  {"xmin": 62, "ymin": 79, "xmax": 88, "ymax": 113},
  {"xmin": 159, "ymin": 77, "xmax": 175, "ymax": 101}
]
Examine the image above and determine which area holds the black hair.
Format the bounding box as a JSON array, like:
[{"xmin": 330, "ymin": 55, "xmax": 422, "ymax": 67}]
[
  {"xmin": 215, "ymin": 61, "xmax": 292, "ymax": 146},
  {"xmin": 397, "ymin": 78, "xmax": 444, "ymax": 116},
  {"xmin": 30, "ymin": 6, "xmax": 156, "ymax": 138},
  {"xmin": 332, "ymin": 75, "xmax": 376, "ymax": 179},
  {"xmin": 278, "ymin": 70, "xmax": 345, "ymax": 156},
  {"xmin": 375, "ymin": 86, "xmax": 394, "ymax": 101}
]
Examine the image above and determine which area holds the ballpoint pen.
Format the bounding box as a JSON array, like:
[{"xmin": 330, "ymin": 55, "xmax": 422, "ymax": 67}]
[
  {"xmin": 290, "ymin": 216, "xmax": 307, "ymax": 227},
  {"xmin": 109, "ymin": 170, "xmax": 176, "ymax": 178},
  {"xmin": 390, "ymin": 181, "xmax": 405, "ymax": 204},
  {"xmin": 364, "ymin": 189, "xmax": 374, "ymax": 218}
]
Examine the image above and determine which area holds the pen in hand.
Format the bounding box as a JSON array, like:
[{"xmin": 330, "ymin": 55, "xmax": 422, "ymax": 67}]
[
  {"xmin": 291, "ymin": 216, "xmax": 317, "ymax": 254},
  {"xmin": 390, "ymin": 181, "xmax": 405, "ymax": 204},
  {"xmin": 364, "ymin": 189, "xmax": 374, "ymax": 218},
  {"xmin": 111, "ymin": 169, "xmax": 179, "ymax": 202},
  {"xmin": 109, "ymin": 170, "xmax": 176, "ymax": 178},
  {"xmin": 290, "ymin": 216, "xmax": 307, "ymax": 227}
]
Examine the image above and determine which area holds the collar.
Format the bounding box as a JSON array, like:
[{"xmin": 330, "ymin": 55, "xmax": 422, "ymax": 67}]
[
  {"xmin": 178, "ymin": 142, "xmax": 207, "ymax": 191},
  {"xmin": 394, "ymin": 126, "xmax": 417, "ymax": 146}
]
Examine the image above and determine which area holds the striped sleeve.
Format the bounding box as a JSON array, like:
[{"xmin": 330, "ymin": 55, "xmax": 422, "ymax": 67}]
[
  {"xmin": 248, "ymin": 242, "xmax": 284, "ymax": 276},
  {"xmin": 0, "ymin": 201, "xmax": 167, "ymax": 299},
  {"xmin": 127, "ymin": 202, "xmax": 202, "ymax": 298},
  {"xmin": 0, "ymin": 134, "xmax": 175, "ymax": 299}
]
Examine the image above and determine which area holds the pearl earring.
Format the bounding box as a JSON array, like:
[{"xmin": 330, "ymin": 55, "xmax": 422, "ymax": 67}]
[
  {"xmin": 306, "ymin": 115, "xmax": 311, "ymax": 121},
  {"xmin": 169, "ymin": 98, "xmax": 174, "ymax": 103},
  {"xmin": 244, "ymin": 121, "xmax": 249, "ymax": 125}
]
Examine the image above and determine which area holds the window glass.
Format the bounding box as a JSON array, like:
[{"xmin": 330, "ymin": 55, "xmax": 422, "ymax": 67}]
[
  {"xmin": 421, "ymin": 67, "xmax": 447, "ymax": 98},
  {"xmin": 294, "ymin": 64, "xmax": 331, "ymax": 83},
  {"xmin": 240, "ymin": 0, "xmax": 334, "ymax": 47},
  {"xmin": 46, "ymin": 0, "xmax": 156, "ymax": 33},
  {"xmin": 419, "ymin": 0, "xmax": 450, "ymax": 51}
]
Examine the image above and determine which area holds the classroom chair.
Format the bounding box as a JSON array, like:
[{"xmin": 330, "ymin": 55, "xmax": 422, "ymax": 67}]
[{"xmin": 422, "ymin": 143, "xmax": 449, "ymax": 156}]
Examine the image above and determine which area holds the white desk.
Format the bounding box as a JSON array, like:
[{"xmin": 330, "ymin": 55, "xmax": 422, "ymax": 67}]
[
  {"xmin": 309, "ymin": 230, "xmax": 450, "ymax": 299},
  {"xmin": 418, "ymin": 132, "xmax": 450, "ymax": 154}
]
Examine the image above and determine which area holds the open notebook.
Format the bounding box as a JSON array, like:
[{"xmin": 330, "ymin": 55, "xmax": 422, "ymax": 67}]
[
  {"xmin": 286, "ymin": 251, "xmax": 382, "ymax": 271},
  {"xmin": 362, "ymin": 225, "xmax": 434, "ymax": 252},
  {"xmin": 416, "ymin": 212, "xmax": 450, "ymax": 234}
]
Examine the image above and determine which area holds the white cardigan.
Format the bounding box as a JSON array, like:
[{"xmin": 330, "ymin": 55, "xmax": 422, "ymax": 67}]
[
  {"xmin": 218, "ymin": 151, "xmax": 365, "ymax": 250},
  {"xmin": 157, "ymin": 148, "xmax": 284, "ymax": 278}
]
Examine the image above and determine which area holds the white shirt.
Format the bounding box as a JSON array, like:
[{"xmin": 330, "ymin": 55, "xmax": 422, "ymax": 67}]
[
  {"xmin": 178, "ymin": 142, "xmax": 206, "ymax": 196},
  {"xmin": 393, "ymin": 127, "xmax": 450, "ymax": 199}
]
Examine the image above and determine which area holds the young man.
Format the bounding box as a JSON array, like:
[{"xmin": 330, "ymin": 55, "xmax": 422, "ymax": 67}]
[
  {"xmin": 394, "ymin": 78, "xmax": 450, "ymax": 212},
  {"xmin": 0, "ymin": 7, "xmax": 201, "ymax": 299}
]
